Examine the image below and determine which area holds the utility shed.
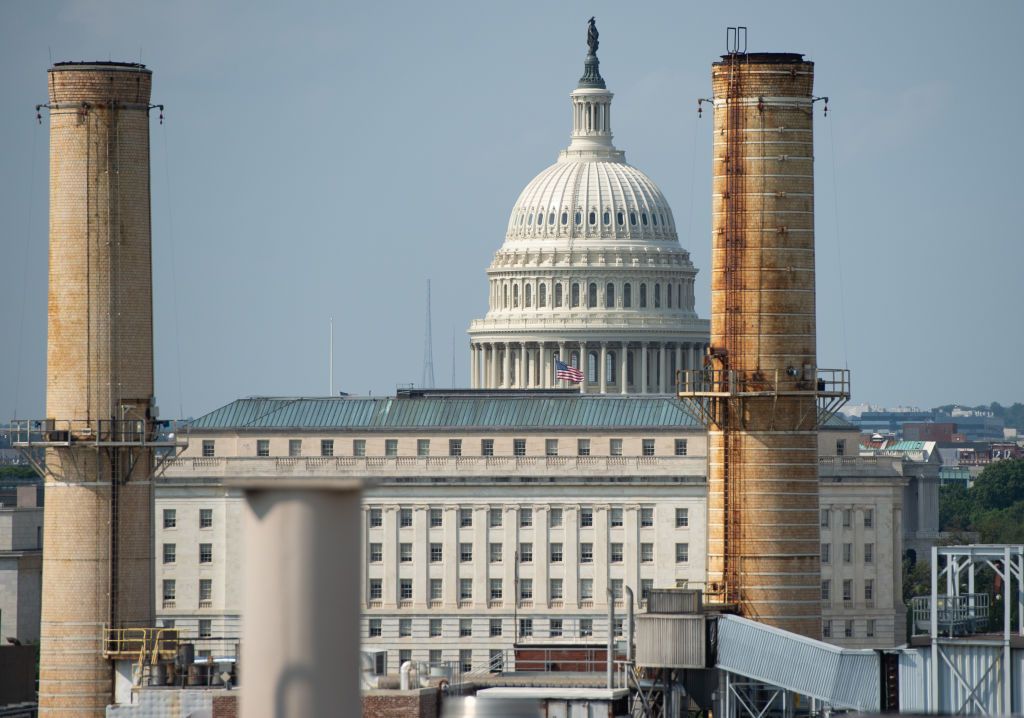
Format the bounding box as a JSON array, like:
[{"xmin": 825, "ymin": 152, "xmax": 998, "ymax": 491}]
[{"xmin": 635, "ymin": 614, "xmax": 707, "ymax": 669}]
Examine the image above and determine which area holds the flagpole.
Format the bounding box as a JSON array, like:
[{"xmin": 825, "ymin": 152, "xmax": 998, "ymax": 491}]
[{"xmin": 329, "ymin": 316, "xmax": 334, "ymax": 396}]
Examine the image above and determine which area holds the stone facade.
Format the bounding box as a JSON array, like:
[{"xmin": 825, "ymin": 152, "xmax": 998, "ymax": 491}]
[{"xmin": 0, "ymin": 504, "xmax": 42, "ymax": 643}]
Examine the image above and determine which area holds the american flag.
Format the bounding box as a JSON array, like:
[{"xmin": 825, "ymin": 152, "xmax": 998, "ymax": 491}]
[{"xmin": 555, "ymin": 358, "xmax": 584, "ymax": 383}]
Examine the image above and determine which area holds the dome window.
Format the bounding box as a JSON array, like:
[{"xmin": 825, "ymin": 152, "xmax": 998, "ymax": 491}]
[
  {"xmin": 605, "ymin": 283, "xmax": 615, "ymax": 308},
  {"xmin": 630, "ymin": 212, "xmax": 637, "ymax": 226},
  {"xmin": 561, "ymin": 212, "xmax": 568, "ymax": 225},
  {"xmin": 549, "ymin": 212, "xmax": 556, "ymax": 225},
  {"xmin": 588, "ymin": 282, "xmax": 597, "ymax": 308},
  {"xmin": 623, "ymin": 283, "xmax": 632, "ymax": 308},
  {"xmin": 640, "ymin": 283, "xmax": 647, "ymax": 308},
  {"xmin": 555, "ymin": 283, "xmax": 563, "ymax": 307},
  {"xmin": 641, "ymin": 213, "xmax": 648, "ymax": 226},
  {"xmin": 603, "ymin": 211, "xmax": 610, "ymax": 225},
  {"xmin": 616, "ymin": 212, "xmax": 624, "ymax": 226},
  {"xmin": 525, "ymin": 284, "xmax": 532, "ymax": 307},
  {"xmin": 575, "ymin": 211, "xmax": 582, "ymax": 225},
  {"xmin": 513, "ymin": 284, "xmax": 520, "ymax": 308},
  {"xmin": 527, "ymin": 214, "xmax": 533, "ymax": 226},
  {"xmin": 654, "ymin": 283, "xmax": 661, "ymax": 308},
  {"xmin": 588, "ymin": 211, "xmax": 596, "ymax": 225},
  {"xmin": 536, "ymin": 212, "xmax": 543, "ymax": 226},
  {"xmin": 539, "ymin": 283, "xmax": 547, "ymax": 307},
  {"xmin": 652, "ymin": 213, "xmax": 658, "ymax": 226},
  {"xmin": 571, "ymin": 283, "xmax": 580, "ymax": 308}
]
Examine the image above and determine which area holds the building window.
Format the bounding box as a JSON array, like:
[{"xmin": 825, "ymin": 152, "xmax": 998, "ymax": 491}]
[
  {"xmin": 610, "ymin": 507, "xmax": 623, "ymax": 527},
  {"xmin": 481, "ymin": 439, "xmax": 494, "ymax": 456},
  {"xmin": 400, "ymin": 508, "xmax": 413, "ymax": 528},
  {"xmin": 675, "ymin": 543, "xmax": 689, "ymax": 563},
  {"xmin": 545, "ymin": 439, "xmax": 558, "ymax": 456},
  {"xmin": 823, "ymin": 620, "xmax": 832, "ymax": 638},
  {"xmin": 163, "ymin": 579, "xmax": 176, "ymax": 604},
  {"xmin": 430, "ymin": 618, "xmax": 442, "ymax": 637},
  {"xmin": 611, "ymin": 579, "xmax": 623, "ymax": 601},
  {"xmin": 199, "ymin": 544, "xmax": 212, "ymax": 563},
  {"xmin": 609, "ymin": 438, "xmax": 622, "ymax": 456},
  {"xmin": 520, "ymin": 508, "xmax": 533, "ymax": 527},
  {"xmin": 490, "ymin": 542, "xmax": 503, "ymax": 563},
  {"xmin": 519, "ymin": 579, "xmax": 533, "ymax": 600},
  {"xmin": 370, "ymin": 543, "xmax": 383, "ymax": 562},
  {"xmin": 865, "ymin": 579, "xmax": 874, "ymax": 601},
  {"xmin": 550, "ymin": 543, "xmax": 563, "ymax": 563},
  {"xmin": 866, "ymin": 619, "xmax": 876, "ymax": 637},
  {"xmin": 369, "ymin": 618, "xmax": 382, "ymax": 637},
  {"xmin": 460, "ymin": 543, "xmax": 473, "ymax": 562},
  {"xmin": 256, "ymin": 439, "xmax": 269, "ymax": 457},
  {"xmin": 199, "ymin": 509, "xmax": 213, "ymax": 529},
  {"xmin": 821, "ymin": 580, "xmax": 831, "ymax": 601},
  {"xmin": 577, "ymin": 439, "xmax": 591, "ymax": 456},
  {"xmin": 641, "ymin": 579, "xmax": 653, "ymax": 601},
  {"xmin": 580, "ymin": 507, "xmax": 593, "ymax": 527},
  {"xmin": 198, "ymin": 620, "xmax": 212, "ymax": 639},
  {"xmin": 513, "ymin": 438, "xmax": 526, "ymax": 456},
  {"xmin": 642, "ymin": 439, "xmax": 655, "ymax": 456},
  {"xmin": 399, "ymin": 619, "xmax": 412, "ymax": 637},
  {"xmin": 844, "ymin": 620, "xmax": 854, "ymax": 638},
  {"xmin": 540, "ymin": 283, "xmax": 547, "ymax": 307},
  {"xmin": 571, "ymin": 283, "xmax": 580, "ymax": 307},
  {"xmin": 369, "ymin": 579, "xmax": 382, "ymax": 600},
  {"xmin": 580, "ymin": 543, "xmax": 593, "ymax": 563},
  {"xmin": 843, "ymin": 509, "xmax": 852, "ymax": 528},
  {"xmin": 842, "ymin": 579, "xmax": 853, "ymax": 602},
  {"xmin": 400, "ymin": 649, "xmax": 413, "ymax": 665},
  {"xmin": 640, "ymin": 283, "xmax": 647, "ymax": 308},
  {"xmin": 605, "ymin": 283, "xmax": 615, "ymax": 308},
  {"xmin": 199, "ymin": 579, "xmax": 212, "ymax": 605},
  {"xmin": 460, "ymin": 509, "xmax": 473, "ymax": 527},
  {"xmin": 588, "ymin": 283, "xmax": 598, "ymax": 308},
  {"xmin": 163, "ymin": 509, "xmax": 177, "ymax": 529},
  {"xmin": 550, "ymin": 619, "xmax": 563, "ymax": 638},
  {"xmin": 460, "ymin": 618, "xmax": 473, "ymax": 637},
  {"xmin": 430, "ymin": 543, "xmax": 443, "ymax": 562},
  {"xmin": 623, "ymin": 283, "xmax": 632, "ymax": 307},
  {"xmin": 641, "ymin": 543, "xmax": 654, "ymax": 563},
  {"xmin": 525, "ymin": 284, "xmax": 532, "ymax": 307},
  {"xmin": 490, "ymin": 579, "xmax": 503, "ymax": 601},
  {"xmin": 554, "ymin": 283, "xmax": 563, "ymax": 307},
  {"xmin": 202, "ymin": 440, "xmax": 215, "ymax": 457},
  {"xmin": 400, "ymin": 579, "xmax": 413, "ymax": 600},
  {"xmin": 675, "ymin": 508, "xmax": 689, "ymax": 528},
  {"xmin": 489, "ymin": 508, "xmax": 503, "ymax": 527},
  {"xmin": 385, "ymin": 439, "xmax": 398, "ymax": 457},
  {"xmin": 417, "ymin": 439, "xmax": 430, "ymax": 456},
  {"xmin": 820, "ymin": 510, "xmax": 830, "ymax": 528},
  {"xmin": 654, "ymin": 283, "xmax": 661, "ymax": 308},
  {"xmin": 320, "ymin": 439, "xmax": 334, "ymax": 457},
  {"xmin": 163, "ymin": 543, "xmax": 176, "ymax": 564},
  {"xmin": 490, "ymin": 619, "xmax": 503, "ymax": 637},
  {"xmin": 836, "ymin": 439, "xmax": 846, "ymax": 456},
  {"xmin": 520, "ymin": 543, "xmax": 533, "ymax": 563},
  {"xmin": 865, "ymin": 543, "xmax": 874, "ymax": 564},
  {"xmin": 519, "ymin": 618, "xmax": 533, "ymax": 637},
  {"xmin": 610, "ymin": 543, "xmax": 623, "ymax": 563},
  {"xmin": 400, "ymin": 543, "xmax": 413, "ymax": 563},
  {"xmin": 843, "ymin": 543, "xmax": 852, "ymax": 563},
  {"xmin": 513, "ymin": 284, "xmax": 519, "ymax": 307},
  {"xmin": 821, "ymin": 543, "xmax": 830, "ymax": 564},
  {"xmin": 587, "ymin": 351, "xmax": 598, "ymax": 383},
  {"xmin": 350, "ymin": 439, "xmax": 365, "ymax": 457},
  {"xmin": 864, "ymin": 509, "xmax": 874, "ymax": 528},
  {"xmin": 580, "ymin": 579, "xmax": 594, "ymax": 600},
  {"xmin": 369, "ymin": 508, "xmax": 383, "ymax": 527},
  {"xmin": 640, "ymin": 507, "xmax": 654, "ymax": 527},
  {"xmin": 429, "ymin": 508, "xmax": 442, "ymax": 527},
  {"xmin": 550, "ymin": 578, "xmax": 564, "ymax": 600},
  {"xmin": 674, "ymin": 439, "xmax": 688, "ymax": 456},
  {"xmin": 580, "ymin": 619, "xmax": 593, "ymax": 637},
  {"xmin": 549, "ymin": 508, "xmax": 563, "ymax": 527}
]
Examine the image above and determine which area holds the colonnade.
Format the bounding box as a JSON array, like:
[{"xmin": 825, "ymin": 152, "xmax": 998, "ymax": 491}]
[{"xmin": 469, "ymin": 340, "xmax": 709, "ymax": 394}]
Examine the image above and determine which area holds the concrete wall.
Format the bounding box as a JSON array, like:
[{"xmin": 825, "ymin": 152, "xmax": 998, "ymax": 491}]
[{"xmin": 363, "ymin": 688, "xmax": 438, "ymax": 718}]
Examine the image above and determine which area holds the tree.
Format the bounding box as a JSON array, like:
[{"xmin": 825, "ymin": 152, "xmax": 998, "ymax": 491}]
[{"xmin": 971, "ymin": 459, "xmax": 1024, "ymax": 511}]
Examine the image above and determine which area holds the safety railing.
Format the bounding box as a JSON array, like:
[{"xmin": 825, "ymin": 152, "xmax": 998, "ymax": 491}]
[
  {"xmin": 677, "ymin": 367, "xmax": 850, "ymax": 397},
  {"xmin": 101, "ymin": 626, "xmax": 180, "ymax": 660},
  {"xmin": 910, "ymin": 593, "xmax": 990, "ymax": 636},
  {"xmin": 11, "ymin": 418, "xmax": 188, "ymax": 448}
]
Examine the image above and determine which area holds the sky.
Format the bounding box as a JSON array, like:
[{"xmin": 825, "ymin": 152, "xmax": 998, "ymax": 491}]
[{"xmin": 1, "ymin": 1, "xmax": 1022, "ymax": 420}]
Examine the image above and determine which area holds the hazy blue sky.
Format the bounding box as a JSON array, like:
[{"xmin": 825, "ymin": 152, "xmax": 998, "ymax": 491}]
[{"xmin": 1, "ymin": 1, "xmax": 1022, "ymax": 420}]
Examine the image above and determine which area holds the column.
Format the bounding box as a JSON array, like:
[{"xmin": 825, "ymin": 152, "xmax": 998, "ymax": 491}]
[
  {"xmin": 470, "ymin": 344, "xmax": 478, "ymax": 388},
  {"xmin": 640, "ymin": 343, "xmax": 649, "ymax": 395},
  {"xmin": 502, "ymin": 344, "xmax": 511, "ymax": 389},
  {"xmin": 383, "ymin": 506, "xmax": 399, "ymax": 607},
  {"xmin": 564, "ymin": 505, "xmax": 580, "ymax": 606},
  {"xmin": 659, "ymin": 344, "xmax": 667, "ymax": 393},
  {"xmin": 474, "ymin": 505, "xmax": 488, "ymax": 609},
  {"xmin": 675, "ymin": 344, "xmax": 683, "ymax": 391},
  {"xmin": 490, "ymin": 344, "xmax": 499, "ymax": 389},
  {"xmin": 503, "ymin": 506, "xmax": 518, "ymax": 613},
  {"xmin": 542, "ymin": 345, "xmax": 551, "ymax": 388},
  {"xmin": 444, "ymin": 506, "xmax": 459, "ymax": 607},
  {"xmin": 414, "ymin": 505, "xmax": 429, "ymax": 607},
  {"xmin": 594, "ymin": 504, "xmax": 610, "ymax": 609},
  {"xmin": 520, "ymin": 342, "xmax": 529, "ymax": 389},
  {"xmin": 620, "ymin": 343, "xmax": 628, "ymax": 395},
  {"xmin": 558, "ymin": 342, "xmax": 567, "ymax": 386},
  {"xmin": 599, "ymin": 343, "xmax": 608, "ymax": 394},
  {"xmin": 579, "ymin": 341, "xmax": 588, "ymax": 393},
  {"xmin": 624, "ymin": 504, "xmax": 641, "ymax": 611},
  {"xmin": 533, "ymin": 504, "xmax": 549, "ymax": 607}
]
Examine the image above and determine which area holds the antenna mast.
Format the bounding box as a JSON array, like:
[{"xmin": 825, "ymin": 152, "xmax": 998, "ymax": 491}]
[{"xmin": 422, "ymin": 280, "xmax": 435, "ymax": 388}]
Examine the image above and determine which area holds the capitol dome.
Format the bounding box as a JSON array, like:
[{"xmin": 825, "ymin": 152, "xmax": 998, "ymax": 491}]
[{"xmin": 468, "ymin": 24, "xmax": 709, "ymax": 394}]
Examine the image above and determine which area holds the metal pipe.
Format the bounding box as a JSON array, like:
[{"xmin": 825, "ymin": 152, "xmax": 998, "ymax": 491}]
[
  {"xmin": 607, "ymin": 588, "xmax": 615, "ymax": 689},
  {"xmin": 400, "ymin": 660, "xmax": 413, "ymax": 691},
  {"xmin": 625, "ymin": 585, "xmax": 634, "ymax": 663}
]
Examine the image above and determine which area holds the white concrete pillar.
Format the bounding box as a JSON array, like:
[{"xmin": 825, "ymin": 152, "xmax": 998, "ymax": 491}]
[
  {"xmin": 470, "ymin": 344, "xmax": 478, "ymax": 388},
  {"xmin": 542, "ymin": 344, "xmax": 551, "ymax": 388},
  {"xmin": 640, "ymin": 343, "xmax": 649, "ymax": 395},
  {"xmin": 237, "ymin": 478, "xmax": 362, "ymax": 718},
  {"xmin": 558, "ymin": 342, "xmax": 567, "ymax": 387},
  {"xmin": 675, "ymin": 344, "xmax": 683, "ymax": 391},
  {"xmin": 520, "ymin": 342, "xmax": 528, "ymax": 389},
  {"xmin": 659, "ymin": 344, "xmax": 667, "ymax": 393},
  {"xmin": 620, "ymin": 344, "xmax": 628, "ymax": 395},
  {"xmin": 599, "ymin": 343, "xmax": 608, "ymax": 394},
  {"xmin": 502, "ymin": 344, "xmax": 511, "ymax": 389},
  {"xmin": 579, "ymin": 341, "xmax": 588, "ymax": 393}
]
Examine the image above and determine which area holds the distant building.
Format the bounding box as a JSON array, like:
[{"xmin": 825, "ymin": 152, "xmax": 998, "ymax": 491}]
[{"xmin": 0, "ymin": 486, "xmax": 43, "ymax": 644}]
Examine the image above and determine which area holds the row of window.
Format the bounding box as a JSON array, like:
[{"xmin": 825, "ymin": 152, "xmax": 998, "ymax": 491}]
[
  {"xmin": 369, "ymin": 616, "xmax": 615, "ymax": 641},
  {"xmin": 371, "ymin": 540, "xmax": 687, "ymax": 565},
  {"xmin": 368, "ymin": 506, "xmax": 689, "ymax": 529},
  {"xmin": 821, "ymin": 578, "xmax": 876, "ymax": 603},
  {"xmin": 823, "ymin": 618, "xmax": 877, "ymax": 639},
  {"xmin": 513, "ymin": 207, "xmax": 671, "ymax": 231},
  {"xmin": 161, "ymin": 508, "xmax": 213, "ymax": 529},
  {"xmin": 369, "ymin": 575, "xmax": 663, "ymax": 602},
  {"xmin": 162, "ymin": 579, "xmax": 212, "ymax": 606},
  {"xmin": 162, "ymin": 543, "xmax": 213, "ymax": 564},
  {"xmin": 497, "ymin": 279, "xmax": 690, "ymax": 311},
  {"xmin": 215, "ymin": 437, "xmax": 690, "ymax": 459},
  {"xmin": 821, "ymin": 542, "xmax": 874, "ymax": 565},
  {"xmin": 820, "ymin": 508, "xmax": 875, "ymax": 529}
]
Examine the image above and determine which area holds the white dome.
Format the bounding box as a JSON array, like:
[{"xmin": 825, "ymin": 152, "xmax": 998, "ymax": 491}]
[{"xmin": 506, "ymin": 158, "xmax": 678, "ymax": 244}]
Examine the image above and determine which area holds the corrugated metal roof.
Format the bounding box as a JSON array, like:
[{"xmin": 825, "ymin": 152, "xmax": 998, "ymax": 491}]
[
  {"xmin": 189, "ymin": 394, "xmax": 704, "ymax": 431},
  {"xmin": 716, "ymin": 615, "xmax": 880, "ymax": 712}
]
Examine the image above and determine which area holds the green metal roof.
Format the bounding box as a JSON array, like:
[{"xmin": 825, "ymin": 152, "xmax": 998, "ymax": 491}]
[{"xmin": 189, "ymin": 393, "xmax": 703, "ymax": 431}]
